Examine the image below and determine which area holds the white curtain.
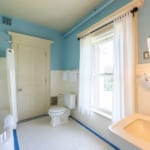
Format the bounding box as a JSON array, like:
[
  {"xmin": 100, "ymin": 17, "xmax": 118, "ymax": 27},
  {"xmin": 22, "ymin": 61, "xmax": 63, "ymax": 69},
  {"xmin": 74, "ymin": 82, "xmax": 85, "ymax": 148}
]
[
  {"xmin": 78, "ymin": 36, "xmax": 92, "ymax": 115},
  {"xmin": 6, "ymin": 49, "xmax": 17, "ymax": 129},
  {"xmin": 112, "ymin": 12, "xmax": 135, "ymax": 122}
]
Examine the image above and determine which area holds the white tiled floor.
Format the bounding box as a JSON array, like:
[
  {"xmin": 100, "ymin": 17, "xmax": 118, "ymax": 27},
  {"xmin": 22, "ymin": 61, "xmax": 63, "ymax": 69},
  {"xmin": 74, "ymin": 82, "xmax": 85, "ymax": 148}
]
[{"xmin": 17, "ymin": 116, "xmax": 115, "ymax": 150}]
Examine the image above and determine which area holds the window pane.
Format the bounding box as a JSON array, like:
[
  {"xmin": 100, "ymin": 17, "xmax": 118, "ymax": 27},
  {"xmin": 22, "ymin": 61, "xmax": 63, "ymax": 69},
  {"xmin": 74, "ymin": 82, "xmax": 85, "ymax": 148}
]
[
  {"xmin": 98, "ymin": 75, "xmax": 113, "ymax": 115},
  {"xmin": 104, "ymin": 75, "xmax": 113, "ymax": 91},
  {"xmin": 99, "ymin": 39, "xmax": 113, "ymax": 74},
  {"xmin": 91, "ymin": 32, "xmax": 113, "ymax": 117}
]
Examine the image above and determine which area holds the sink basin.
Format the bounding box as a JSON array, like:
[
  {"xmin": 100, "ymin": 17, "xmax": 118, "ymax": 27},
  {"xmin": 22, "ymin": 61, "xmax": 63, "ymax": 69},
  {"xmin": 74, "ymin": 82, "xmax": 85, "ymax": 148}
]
[
  {"xmin": 125, "ymin": 119, "xmax": 150, "ymax": 142},
  {"xmin": 109, "ymin": 113, "xmax": 150, "ymax": 150}
]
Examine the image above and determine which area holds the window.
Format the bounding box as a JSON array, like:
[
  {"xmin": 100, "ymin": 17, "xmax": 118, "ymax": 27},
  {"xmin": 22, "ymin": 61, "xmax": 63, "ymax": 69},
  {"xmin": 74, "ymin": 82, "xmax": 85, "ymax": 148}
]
[
  {"xmin": 91, "ymin": 28, "xmax": 114, "ymax": 118},
  {"xmin": 79, "ymin": 10, "xmax": 136, "ymax": 122}
]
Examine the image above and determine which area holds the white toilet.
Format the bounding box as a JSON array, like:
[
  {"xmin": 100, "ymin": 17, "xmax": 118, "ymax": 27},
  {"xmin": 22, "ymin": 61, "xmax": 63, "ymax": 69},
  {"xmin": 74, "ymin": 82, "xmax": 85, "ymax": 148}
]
[{"xmin": 48, "ymin": 93, "xmax": 76, "ymax": 127}]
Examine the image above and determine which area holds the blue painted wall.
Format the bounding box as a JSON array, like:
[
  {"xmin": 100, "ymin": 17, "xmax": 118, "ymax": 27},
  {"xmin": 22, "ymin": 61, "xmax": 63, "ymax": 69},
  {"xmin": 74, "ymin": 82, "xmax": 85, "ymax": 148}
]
[
  {"xmin": 62, "ymin": 0, "xmax": 131, "ymax": 70},
  {"xmin": 138, "ymin": 0, "xmax": 150, "ymax": 64},
  {"xmin": 0, "ymin": 0, "xmax": 148, "ymax": 70},
  {"xmin": 0, "ymin": 15, "xmax": 64, "ymax": 70}
]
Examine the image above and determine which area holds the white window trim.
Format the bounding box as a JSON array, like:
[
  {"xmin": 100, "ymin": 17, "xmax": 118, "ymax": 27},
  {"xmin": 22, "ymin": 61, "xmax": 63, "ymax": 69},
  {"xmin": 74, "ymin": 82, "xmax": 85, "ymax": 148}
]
[
  {"xmin": 91, "ymin": 31, "xmax": 113, "ymax": 119},
  {"xmin": 91, "ymin": 108, "xmax": 112, "ymax": 120}
]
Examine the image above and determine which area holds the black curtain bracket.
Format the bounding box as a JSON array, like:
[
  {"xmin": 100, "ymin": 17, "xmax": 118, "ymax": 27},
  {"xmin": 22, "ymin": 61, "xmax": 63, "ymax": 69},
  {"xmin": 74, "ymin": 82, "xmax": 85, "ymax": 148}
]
[{"xmin": 130, "ymin": 7, "xmax": 138, "ymax": 16}]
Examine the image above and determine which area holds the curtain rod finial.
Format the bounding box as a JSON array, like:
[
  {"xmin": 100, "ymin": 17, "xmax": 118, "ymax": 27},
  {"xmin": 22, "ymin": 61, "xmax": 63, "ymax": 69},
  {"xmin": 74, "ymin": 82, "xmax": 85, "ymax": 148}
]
[{"xmin": 130, "ymin": 7, "xmax": 138, "ymax": 16}]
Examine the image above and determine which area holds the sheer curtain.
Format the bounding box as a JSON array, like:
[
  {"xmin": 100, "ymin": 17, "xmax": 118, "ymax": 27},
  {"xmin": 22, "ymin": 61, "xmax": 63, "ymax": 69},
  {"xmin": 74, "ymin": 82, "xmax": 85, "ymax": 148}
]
[
  {"xmin": 6, "ymin": 49, "xmax": 17, "ymax": 128},
  {"xmin": 78, "ymin": 36, "xmax": 92, "ymax": 115},
  {"xmin": 112, "ymin": 12, "xmax": 135, "ymax": 122}
]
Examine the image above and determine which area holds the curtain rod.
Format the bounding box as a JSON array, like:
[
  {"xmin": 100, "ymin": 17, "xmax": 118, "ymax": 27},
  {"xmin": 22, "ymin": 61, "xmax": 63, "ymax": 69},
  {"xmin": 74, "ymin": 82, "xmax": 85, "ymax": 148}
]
[{"xmin": 78, "ymin": 7, "xmax": 138, "ymax": 40}]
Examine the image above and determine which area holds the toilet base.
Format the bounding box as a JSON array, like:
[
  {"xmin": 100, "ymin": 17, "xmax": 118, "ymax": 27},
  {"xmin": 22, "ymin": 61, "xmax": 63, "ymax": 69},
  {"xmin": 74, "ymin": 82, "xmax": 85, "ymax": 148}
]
[
  {"xmin": 49, "ymin": 109, "xmax": 70, "ymax": 127},
  {"xmin": 50, "ymin": 116, "xmax": 69, "ymax": 127}
]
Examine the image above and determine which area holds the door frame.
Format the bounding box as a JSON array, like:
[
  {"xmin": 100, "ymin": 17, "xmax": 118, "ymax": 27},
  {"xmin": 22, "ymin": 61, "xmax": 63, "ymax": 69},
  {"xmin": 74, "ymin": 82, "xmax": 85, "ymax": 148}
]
[{"xmin": 8, "ymin": 31, "xmax": 53, "ymax": 122}]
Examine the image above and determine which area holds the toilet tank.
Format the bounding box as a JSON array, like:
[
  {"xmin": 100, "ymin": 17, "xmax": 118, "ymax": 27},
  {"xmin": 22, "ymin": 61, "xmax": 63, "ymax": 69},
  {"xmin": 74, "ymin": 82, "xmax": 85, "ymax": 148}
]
[{"xmin": 64, "ymin": 94, "xmax": 76, "ymax": 109}]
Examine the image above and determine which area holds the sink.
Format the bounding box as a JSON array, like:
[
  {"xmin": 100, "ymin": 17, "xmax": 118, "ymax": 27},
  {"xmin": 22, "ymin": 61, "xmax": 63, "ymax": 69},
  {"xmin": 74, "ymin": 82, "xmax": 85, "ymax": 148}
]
[
  {"xmin": 109, "ymin": 113, "xmax": 150, "ymax": 150},
  {"xmin": 125, "ymin": 119, "xmax": 150, "ymax": 142}
]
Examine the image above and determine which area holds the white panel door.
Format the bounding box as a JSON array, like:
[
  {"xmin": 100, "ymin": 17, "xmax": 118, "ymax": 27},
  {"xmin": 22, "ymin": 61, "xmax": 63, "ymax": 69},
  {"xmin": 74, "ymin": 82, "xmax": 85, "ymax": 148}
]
[
  {"xmin": 16, "ymin": 44, "xmax": 50, "ymax": 120},
  {"xmin": 9, "ymin": 32, "xmax": 52, "ymax": 121},
  {"xmin": 16, "ymin": 44, "xmax": 49, "ymax": 120}
]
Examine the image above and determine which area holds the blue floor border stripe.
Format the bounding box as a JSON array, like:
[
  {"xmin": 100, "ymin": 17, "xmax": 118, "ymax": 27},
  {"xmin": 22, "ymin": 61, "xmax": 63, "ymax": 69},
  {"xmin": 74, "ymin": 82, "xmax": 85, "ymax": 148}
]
[
  {"xmin": 13, "ymin": 129, "xmax": 20, "ymax": 150},
  {"xmin": 70, "ymin": 116, "xmax": 120, "ymax": 150}
]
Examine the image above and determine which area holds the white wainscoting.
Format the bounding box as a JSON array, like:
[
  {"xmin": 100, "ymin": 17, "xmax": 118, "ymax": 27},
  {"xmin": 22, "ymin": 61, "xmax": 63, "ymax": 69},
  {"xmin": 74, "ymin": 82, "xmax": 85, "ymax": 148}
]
[
  {"xmin": 50, "ymin": 71, "xmax": 64, "ymax": 96},
  {"xmin": 50, "ymin": 70, "xmax": 78, "ymax": 97},
  {"xmin": 136, "ymin": 64, "xmax": 150, "ymax": 115},
  {"xmin": 0, "ymin": 68, "xmax": 78, "ymax": 110}
]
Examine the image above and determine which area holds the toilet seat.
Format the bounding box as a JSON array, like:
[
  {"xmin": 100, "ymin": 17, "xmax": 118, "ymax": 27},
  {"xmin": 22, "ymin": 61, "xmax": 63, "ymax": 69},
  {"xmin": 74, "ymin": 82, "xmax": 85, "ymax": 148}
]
[
  {"xmin": 48, "ymin": 106, "xmax": 66, "ymax": 113},
  {"xmin": 48, "ymin": 106, "xmax": 68, "ymax": 116}
]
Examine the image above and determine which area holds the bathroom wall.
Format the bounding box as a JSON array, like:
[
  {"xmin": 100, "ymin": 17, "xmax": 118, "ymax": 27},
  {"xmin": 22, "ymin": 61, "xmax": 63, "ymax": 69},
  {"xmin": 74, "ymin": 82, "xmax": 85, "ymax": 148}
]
[
  {"xmin": 136, "ymin": 64, "xmax": 150, "ymax": 115},
  {"xmin": 0, "ymin": 15, "xmax": 64, "ymax": 111},
  {"xmin": 0, "ymin": 58, "xmax": 9, "ymax": 110},
  {"xmin": 62, "ymin": 0, "xmax": 150, "ymax": 69},
  {"xmin": 138, "ymin": 0, "xmax": 150, "ymax": 64},
  {"xmin": 50, "ymin": 71, "xmax": 64, "ymax": 96},
  {"xmin": 50, "ymin": 71, "xmax": 78, "ymax": 97},
  {"xmin": 62, "ymin": 0, "xmax": 130, "ymax": 70},
  {"xmin": 0, "ymin": 15, "xmax": 64, "ymax": 70},
  {"xmin": 136, "ymin": 0, "xmax": 150, "ymax": 117},
  {"xmin": 136, "ymin": 0, "xmax": 150, "ymax": 115}
]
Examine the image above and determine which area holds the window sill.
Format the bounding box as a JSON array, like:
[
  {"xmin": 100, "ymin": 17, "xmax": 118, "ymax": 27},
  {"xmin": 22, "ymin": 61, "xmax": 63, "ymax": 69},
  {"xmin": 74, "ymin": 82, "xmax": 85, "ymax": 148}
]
[{"xmin": 91, "ymin": 108, "xmax": 112, "ymax": 120}]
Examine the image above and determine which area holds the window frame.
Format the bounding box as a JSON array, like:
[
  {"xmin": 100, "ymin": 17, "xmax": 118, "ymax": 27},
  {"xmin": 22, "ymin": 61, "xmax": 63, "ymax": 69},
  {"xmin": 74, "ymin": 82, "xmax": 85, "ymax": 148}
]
[{"xmin": 90, "ymin": 28, "xmax": 114, "ymax": 119}]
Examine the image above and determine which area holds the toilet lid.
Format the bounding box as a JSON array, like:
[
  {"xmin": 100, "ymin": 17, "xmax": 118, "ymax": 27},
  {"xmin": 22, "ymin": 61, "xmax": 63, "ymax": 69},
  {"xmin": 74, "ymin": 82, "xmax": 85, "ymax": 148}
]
[{"xmin": 49, "ymin": 106, "xmax": 66, "ymax": 113}]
